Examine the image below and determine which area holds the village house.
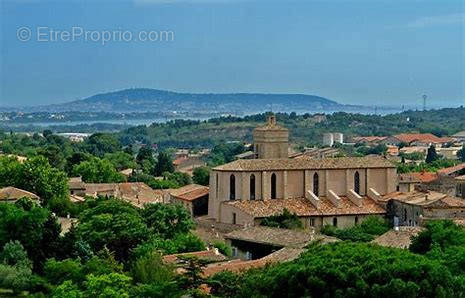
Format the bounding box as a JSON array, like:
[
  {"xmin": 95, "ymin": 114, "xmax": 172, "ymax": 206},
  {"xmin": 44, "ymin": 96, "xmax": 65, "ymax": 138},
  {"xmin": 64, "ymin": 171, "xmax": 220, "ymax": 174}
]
[
  {"xmin": 166, "ymin": 184, "xmax": 209, "ymax": 216},
  {"xmin": 417, "ymin": 163, "xmax": 465, "ymax": 198},
  {"xmin": 383, "ymin": 190, "xmax": 465, "ymax": 227},
  {"xmin": 381, "ymin": 133, "xmax": 453, "ymax": 147},
  {"xmin": 352, "ymin": 136, "xmax": 388, "ymax": 146},
  {"xmin": 172, "ymin": 155, "xmax": 206, "ymax": 174},
  {"xmin": 68, "ymin": 178, "xmax": 163, "ymax": 207},
  {"xmin": 397, "ymin": 172, "xmax": 438, "ymax": 192},
  {"xmin": 0, "ymin": 186, "xmax": 40, "ymax": 203},
  {"xmin": 452, "ymin": 131, "xmax": 465, "ymax": 143},
  {"xmin": 208, "ymin": 116, "xmax": 396, "ymax": 230}
]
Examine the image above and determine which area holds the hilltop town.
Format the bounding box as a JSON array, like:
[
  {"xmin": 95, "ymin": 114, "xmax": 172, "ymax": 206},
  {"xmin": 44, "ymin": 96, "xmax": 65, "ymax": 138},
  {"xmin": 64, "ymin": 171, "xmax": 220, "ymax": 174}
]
[{"xmin": 0, "ymin": 111, "xmax": 465, "ymax": 296}]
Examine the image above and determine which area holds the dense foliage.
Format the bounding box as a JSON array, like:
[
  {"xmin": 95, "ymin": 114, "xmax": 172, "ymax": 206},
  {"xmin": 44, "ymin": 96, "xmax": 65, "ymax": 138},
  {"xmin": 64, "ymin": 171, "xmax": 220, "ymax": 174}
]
[
  {"xmin": 208, "ymin": 241, "xmax": 465, "ymax": 298},
  {"xmin": 321, "ymin": 216, "xmax": 390, "ymax": 242},
  {"xmin": 116, "ymin": 108, "xmax": 465, "ymax": 148},
  {"xmin": 260, "ymin": 209, "xmax": 303, "ymax": 229}
]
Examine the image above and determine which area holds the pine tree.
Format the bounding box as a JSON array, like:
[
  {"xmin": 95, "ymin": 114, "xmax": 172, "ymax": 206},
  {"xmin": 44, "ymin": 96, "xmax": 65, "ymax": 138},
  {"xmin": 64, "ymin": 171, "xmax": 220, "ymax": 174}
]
[{"xmin": 425, "ymin": 145, "xmax": 439, "ymax": 163}]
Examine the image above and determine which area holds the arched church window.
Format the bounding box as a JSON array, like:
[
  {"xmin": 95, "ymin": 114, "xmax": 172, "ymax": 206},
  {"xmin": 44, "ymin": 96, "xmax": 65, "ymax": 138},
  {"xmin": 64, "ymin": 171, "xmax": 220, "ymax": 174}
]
[
  {"xmin": 229, "ymin": 174, "xmax": 235, "ymax": 200},
  {"xmin": 271, "ymin": 173, "xmax": 277, "ymax": 199},
  {"xmin": 313, "ymin": 173, "xmax": 319, "ymax": 196},
  {"xmin": 250, "ymin": 174, "xmax": 256, "ymax": 200},
  {"xmin": 354, "ymin": 171, "xmax": 360, "ymax": 194}
]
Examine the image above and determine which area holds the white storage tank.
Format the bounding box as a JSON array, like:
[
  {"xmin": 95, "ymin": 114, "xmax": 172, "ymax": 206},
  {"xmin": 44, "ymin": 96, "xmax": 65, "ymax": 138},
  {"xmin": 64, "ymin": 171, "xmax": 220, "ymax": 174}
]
[
  {"xmin": 323, "ymin": 133, "xmax": 334, "ymax": 146},
  {"xmin": 333, "ymin": 132, "xmax": 344, "ymax": 144}
]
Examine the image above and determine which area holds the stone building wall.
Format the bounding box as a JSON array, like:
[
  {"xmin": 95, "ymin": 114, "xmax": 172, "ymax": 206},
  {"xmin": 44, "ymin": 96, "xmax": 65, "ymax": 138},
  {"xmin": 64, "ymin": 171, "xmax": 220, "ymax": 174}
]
[{"xmin": 209, "ymin": 167, "xmax": 396, "ymax": 222}]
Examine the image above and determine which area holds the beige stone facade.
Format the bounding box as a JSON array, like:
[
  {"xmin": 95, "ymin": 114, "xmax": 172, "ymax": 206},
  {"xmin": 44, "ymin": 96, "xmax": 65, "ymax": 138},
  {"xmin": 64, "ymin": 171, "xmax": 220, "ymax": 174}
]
[
  {"xmin": 253, "ymin": 115, "xmax": 289, "ymax": 159},
  {"xmin": 208, "ymin": 156, "xmax": 396, "ymax": 226},
  {"xmin": 208, "ymin": 117, "xmax": 396, "ymax": 229}
]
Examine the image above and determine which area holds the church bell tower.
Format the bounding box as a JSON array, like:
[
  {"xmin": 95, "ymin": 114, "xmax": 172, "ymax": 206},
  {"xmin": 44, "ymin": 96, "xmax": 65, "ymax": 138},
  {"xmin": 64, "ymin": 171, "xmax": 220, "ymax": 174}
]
[{"xmin": 253, "ymin": 114, "xmax": 289, "ymax": 159}]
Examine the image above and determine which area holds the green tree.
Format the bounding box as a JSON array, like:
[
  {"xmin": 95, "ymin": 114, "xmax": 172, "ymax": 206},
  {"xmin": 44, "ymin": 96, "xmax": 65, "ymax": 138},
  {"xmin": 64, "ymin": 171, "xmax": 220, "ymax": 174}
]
[
  {"xmin": 52, "ymin": 280, "xmax": 83, "ymax": 298},
  {"xmin": 458, "ymin": 145, "xmax": 465, "ymax": 162},
  {"xmin": 83, "ymin": 133, "xmax": 122, "ymax": 158},
  {"xmin": 141, "ymin": 203, "xmax": 194, "ymax": 238},
  {"xmin": 217, "ymin": 242, "xmax": 463, "ymax": 297},
  {"xmin": 163, "ymin": 171, "xmax": 192, "ymax": 187},
  {"xmin": 104, "ymin": 152, "xmax": 137, "ymax": 171},
  {"xmin": 154, "ymin": 151, "xmax": 175, "ymax": 176},
  {"xmin": 0, "ymin": 156, "xmax": 69, "ymax": 207},
  {"xmin": 65, "ymin": 152, "xmax": 93, "ymax": 175},
  {"xmin": 260, "ymin": 209, "xmax": 303, "ymax": 229},
  {"xmin": 76, "ymin": 199, "xmax": 149, "ymax": 262},
  {"xmin": 85, "ymin": 273, "xmax": 132, "ymax": 298},
  {"xmin": 73, "ymin": 157, "xmax": 125, "ymax": 183},
  {"xmin": 0, "ymin": 200, "xmax": 62, "ymax": 270},
  {"xmin": 37, "ymin": 144, "xmax": 66, "ymax": 170},
  {"xmin": 426, "ymin": 145, "xmax": 439, "ymax": 163},
  {"xmin": 136, "ymin": 146, "xmax": 156, "ymax": 174},
  {"xmin": 0, "ymin": 240, "xmax": 32, "ymax": 268},
  {"xmin": 132, "ymin": 233, "xmax": 205, "ymax": 258},
  {"xmin": 131, "ymin": 251, "xmax": 175, "ymax": 284},
  {"xmin": 410, "ymin": 220, "xmax": 465, "ymax": 254},
  {"xmin": 192, "ymin": 167, "xmax": 210, "ymax": 186}
]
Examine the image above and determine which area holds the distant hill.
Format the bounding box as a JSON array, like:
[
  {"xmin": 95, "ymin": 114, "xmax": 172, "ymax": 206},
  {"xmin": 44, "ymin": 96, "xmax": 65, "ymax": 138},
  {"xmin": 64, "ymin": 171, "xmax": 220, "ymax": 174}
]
[{"xmin": 10, "ymin": 88, "xmax": 359, "ymax": 114}]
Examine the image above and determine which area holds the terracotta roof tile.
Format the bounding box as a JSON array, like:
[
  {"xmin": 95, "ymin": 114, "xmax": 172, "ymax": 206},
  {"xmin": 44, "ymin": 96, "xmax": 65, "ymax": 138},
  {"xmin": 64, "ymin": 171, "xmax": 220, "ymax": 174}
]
[
  {"xmin": 394, "ymin": 133, "xmax": 452, "ymax": 144},
  {"xmin": 163, "ymin": 250, "xmax": 226, "ymax": 264},
  {"xmin": 202, "ymin": 259, "xmax": 268, "ymax": 277},
  {"xmin": 399, "ymin": 172, "xmax": 438, "ymax": 183},
  {"xmin": 372, "ymin": 227, "xmax": 424, "ymax": 249},
  {"xmin": 225, "ymin": 226, "xmax": 314, "ymax": 248},
  {"xmin": 437, "ymin": 163, "xmax": 465, "ymax": 176},
  {"xmin": 213, "ymin": 156, "xmax": 395, "ymax": 171},
  {"xmin": 0, "ymin": 187, "xmax": 40, "ymax": 201},
  {"xmin": 383, "ymin": 190, "xmax": 465, "ymax": 208},
  {"xmin": 223, "ymin": 196, "xmax": 385, "ymax": 218},
  {"xmin": 169, "ymin": 184, "xmax": 209, "ymax": 202}
]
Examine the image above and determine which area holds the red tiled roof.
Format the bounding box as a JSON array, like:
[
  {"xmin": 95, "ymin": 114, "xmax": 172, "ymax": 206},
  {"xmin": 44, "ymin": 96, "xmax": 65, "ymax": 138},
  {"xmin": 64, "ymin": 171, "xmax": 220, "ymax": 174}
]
[
  {"xmin": 437, "ymin": 163, "xmax": 465, "ymax": 176},
  {"xmin": 353, "ymin": 136, "xmax": 388, "ymax": 142},
  {"xmin": 382, "ymin": 190, "xmax": 465, "ymax": 208},
  {"xmin": 214, "ymin": 156, "xmax": 395, "ymax": 171},
  {"xmin": 202, "ymin": 259, "xmax": 268, "ymax": 277},
  {"xmin": 163, "ymin": 250, "xmax": 226, "ymax": 264},
  {"xmin": 402, "ymin": 172, "xmax": 438, "ymax": 183},
  {"xmin": 224, "ymin": 196, "xmax": 385, "ymax": 218},
  {"xmin": 170, "ymin": 184, "xmax": 209, "ymax": 202},
  {"xmin": 173, "ymin": 157, "xmax": 188, "ymax": 166},
  {"xmin": 394, "ymin": 133, "xmax": 452, "ymax": 144}
]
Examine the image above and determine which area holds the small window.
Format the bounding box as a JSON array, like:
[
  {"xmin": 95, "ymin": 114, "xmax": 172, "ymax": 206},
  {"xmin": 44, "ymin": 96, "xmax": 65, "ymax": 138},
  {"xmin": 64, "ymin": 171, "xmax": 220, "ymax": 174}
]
[
  {"xmin": 355, "ymin": 216, "xmax": 359, "ymax": 225},
  {"xmin": 232, "ymin": 212, "xmax": 236, "ymax": 224},
  {"xmin": 333, "ymin": 217, "xmax": 338, "ymax": 227},
  {"xmin": 232, "ymin": 247, "xmax": 238, "ymax": 257},
  {"xmin": 404, "ymin": 208, "xmax": 407, "ymax": 222},
  {"xmin": 309, "ymin": 218, "xmax": 315, "ymax": 227},
  {"xmin": 245, "ymin": 251, "xmax": 252, "ymax": 260}
]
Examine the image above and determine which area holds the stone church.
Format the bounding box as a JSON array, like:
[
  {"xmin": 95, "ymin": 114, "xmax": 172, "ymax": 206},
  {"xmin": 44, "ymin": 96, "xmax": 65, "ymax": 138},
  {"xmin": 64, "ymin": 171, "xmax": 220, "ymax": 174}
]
[{"xmin": 208, "ymin": 115, "xmax": 397, "ymax": 230}]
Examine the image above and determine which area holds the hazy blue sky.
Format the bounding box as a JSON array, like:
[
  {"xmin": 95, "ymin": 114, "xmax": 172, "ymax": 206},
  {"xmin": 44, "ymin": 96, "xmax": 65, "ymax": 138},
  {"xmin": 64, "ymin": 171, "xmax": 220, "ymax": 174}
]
[{"xmin": 0, "ymin": 0, "xmax": 463, "ymax": 107}]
